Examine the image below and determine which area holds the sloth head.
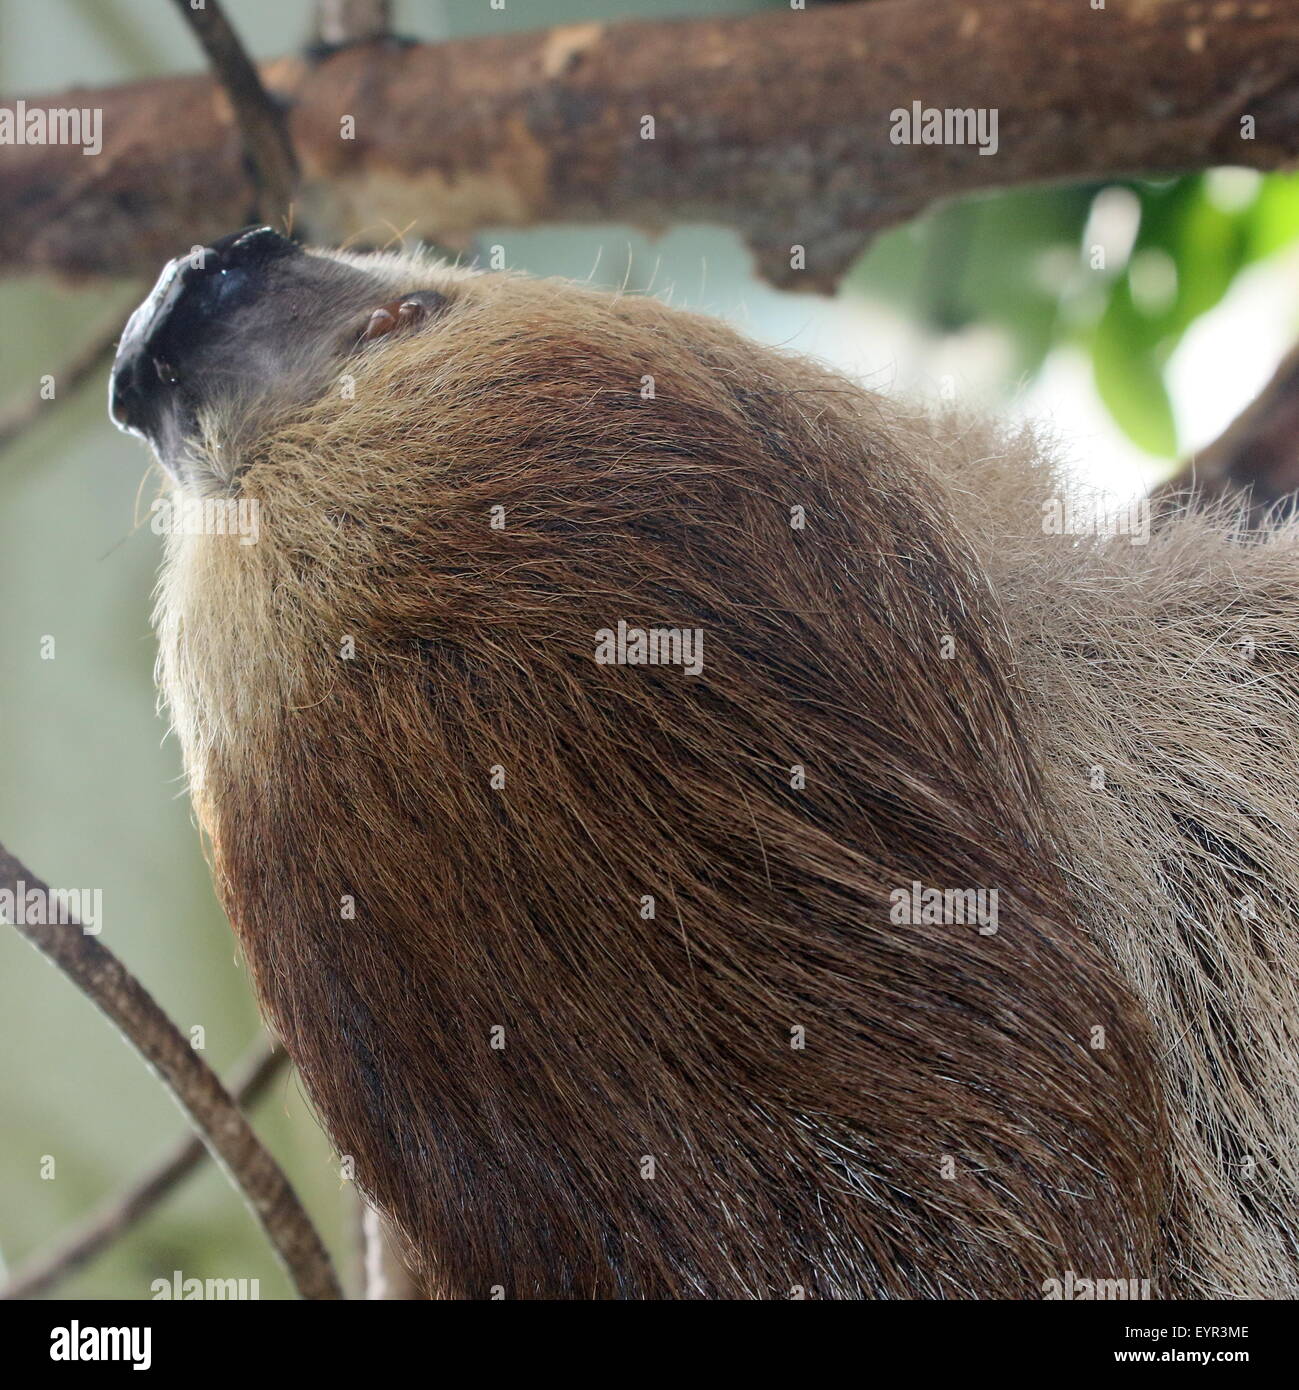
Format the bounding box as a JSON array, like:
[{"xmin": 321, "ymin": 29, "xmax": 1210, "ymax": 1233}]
[
  {"xmin": 109, "ymin": 229, "xmax": 1164, "ymax": 1298},
  {"xmin": 109, "ymin": 225, "xmax": 466, "ymax": 493}
]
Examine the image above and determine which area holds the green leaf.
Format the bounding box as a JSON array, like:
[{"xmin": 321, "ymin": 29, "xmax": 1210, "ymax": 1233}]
[
  {"xmin": 846, "ymin": 187, "xmax": 1096, "ymax": 377},
  {"xmin": 1245, "ymin": 172, "xmax": 1299, "ymax": 263},
  {"xmin": 1092, "ymin": 279, "xmax": 1178, "ymax": 457}
]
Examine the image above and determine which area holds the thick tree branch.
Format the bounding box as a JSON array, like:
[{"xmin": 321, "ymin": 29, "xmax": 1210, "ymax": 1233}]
[
  {"xmin": 1155, "ymin": 339, "xmax": 1299, "ymax": 518},
  {"xmin": 0, "ymin": 841, "xmax": 342, "ymax": 1300},
  {"xmin": 4, "ymin": 0, "xmax": 1298, "ymax": 290},
  {"xmin": 0, "ymin": 1040, "xmax": 288, "ymax": 1300}
]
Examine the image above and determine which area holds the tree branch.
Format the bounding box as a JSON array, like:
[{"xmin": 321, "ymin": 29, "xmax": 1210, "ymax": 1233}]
[
  {"xmin": 0, "ymin": 312, "xmax": 127, "ymax": 454},
  {"xmin": 358, "ymin": 1202, "xmax": 422, "ymax": 1300},
  {"xmin": 166, "ymin": 0, "xmax": 298, "ymax": 228},
  {"xmin": 4, "ymin": 0, "xmax": 1298, "ymax": 290},
  {"xmin": 1154, "ymin": 339, "xmax": 1299, "ymax": 518},
  {"xmin": 0, "ymin": 1040, "xmax": 288, "ymax": 1300},
  {"xmin": 0, "ymin": 841, "xmax": 342, "ymax": 1300}
]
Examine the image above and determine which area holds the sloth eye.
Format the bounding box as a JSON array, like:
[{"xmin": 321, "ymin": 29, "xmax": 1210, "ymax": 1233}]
[{"xmin": 154, "ymin": 358, "xmax": 178, "ymax": 385}]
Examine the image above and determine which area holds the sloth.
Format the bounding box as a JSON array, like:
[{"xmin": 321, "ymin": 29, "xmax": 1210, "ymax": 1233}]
[{"xmin": 109, "ymin": 226, "xmax": 1299, "ymax": 1300}]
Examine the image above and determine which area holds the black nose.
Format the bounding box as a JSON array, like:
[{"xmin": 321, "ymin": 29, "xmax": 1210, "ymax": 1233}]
[{"xmin": 109, "ymin": 226, "xmax": 300, "ymax": 441}]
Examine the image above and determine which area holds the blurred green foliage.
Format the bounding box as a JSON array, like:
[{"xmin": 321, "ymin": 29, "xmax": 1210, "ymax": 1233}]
[{"xmin": 849, "ymin": 171, "xmax": 1299, "ymax": 457}]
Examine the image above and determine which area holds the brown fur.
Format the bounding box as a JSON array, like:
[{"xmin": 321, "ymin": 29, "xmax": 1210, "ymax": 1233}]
[{"xmin": 153, "ymin": 259, "xmax": 1299, "ymax": 1298}]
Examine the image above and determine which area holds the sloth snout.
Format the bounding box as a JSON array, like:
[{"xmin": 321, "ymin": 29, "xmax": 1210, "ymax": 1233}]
[{"xmin": 109, "ymin": 226, "xmax": 301, "ymax": 444}]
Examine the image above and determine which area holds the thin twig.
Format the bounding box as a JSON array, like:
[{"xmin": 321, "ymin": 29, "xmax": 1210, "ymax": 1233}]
[
  {"xmin": 0, "ymin": 317, "xmax": 125, "ymax": 455},
  {"xmin": 0, "ymin": 841, "xmax": 342, "ymax": 1300},
  {"xmin": 168, "ymin": 0, "xmax": 297, "ymax": 227},
  {"xmin": 358, "ymin": 1201, "xmax": 421, "ymax": 1300},
  {"xmin": 0, "ymin": 1040, "xmax": 288, "ymax": 1300}
]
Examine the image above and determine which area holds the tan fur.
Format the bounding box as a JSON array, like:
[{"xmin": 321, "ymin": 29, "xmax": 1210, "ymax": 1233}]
[
  {"xmin": 153, "ymin": 259, "xmax": 1298, "ymax": 1298},
  {"xmin": 938, "ymin": 429, "xmax": 1299, "ymax": 1297}
]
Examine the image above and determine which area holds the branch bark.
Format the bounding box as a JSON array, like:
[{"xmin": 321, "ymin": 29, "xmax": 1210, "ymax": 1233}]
[
  {"xmin": 1154, "ymin": 338, "xmax": 1299, "ymax": 518},
  {"xmin": 167, "ymin": 0, "xmax": 298, "ymax": 228},
  {"xmin": 4, "ymin": 0, "xmax": 1299, "ymax": 290},
  {"xmin": 358, "ymin": 1202, "xmax": 422, "ymax": 1300},
  {"xmin": 0, "ymin": 842, "xmax": 342, "ymax": 1300}
]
